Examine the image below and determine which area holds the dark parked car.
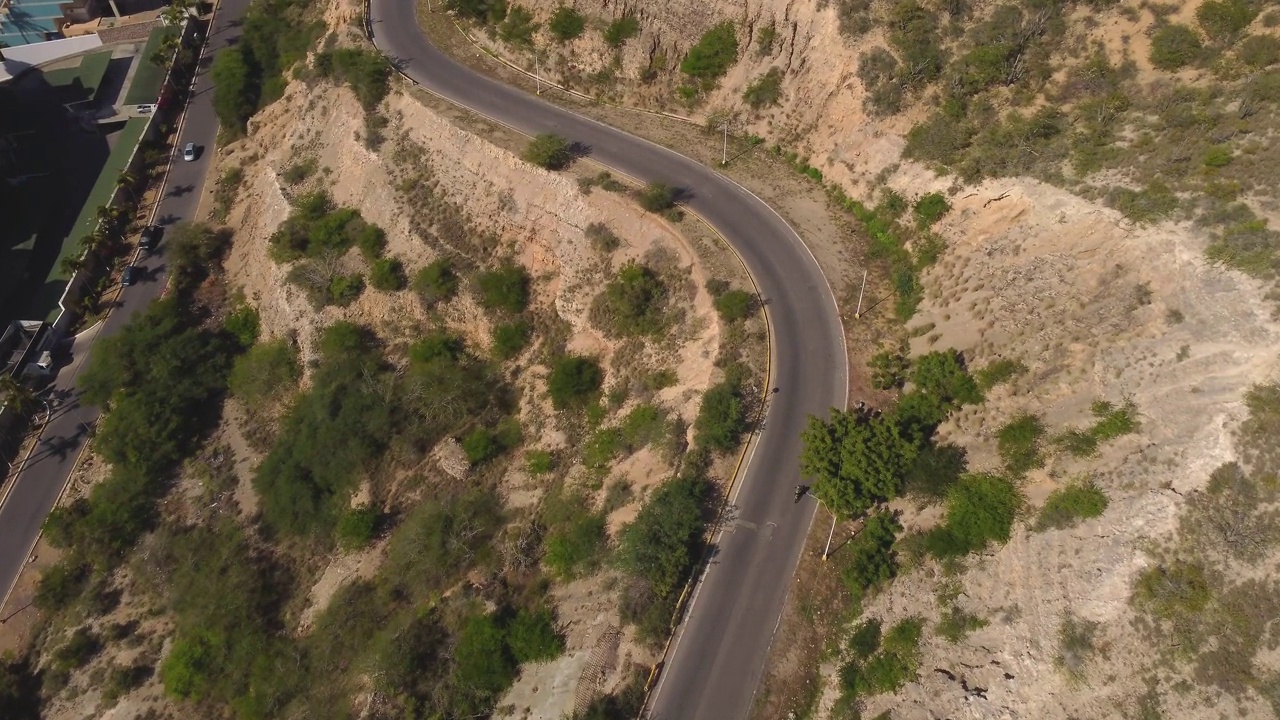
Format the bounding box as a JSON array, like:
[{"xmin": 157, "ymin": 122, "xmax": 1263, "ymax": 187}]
[
  {"xmin": 121, "ymin": 265, "xmax": 139, "ymax": 286},
  {"xmin": 140, "ymin": 224, "xmax": 163, "ymax": 252}
]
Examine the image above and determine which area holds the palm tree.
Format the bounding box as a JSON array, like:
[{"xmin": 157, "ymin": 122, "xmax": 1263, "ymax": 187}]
[
  {"xmin": 0, "ymin": 375, "xmax": 38, "ymax": 417},
  {"xmin": 60, "ymin": 254, "xmax": 85, "ymax": 277}
]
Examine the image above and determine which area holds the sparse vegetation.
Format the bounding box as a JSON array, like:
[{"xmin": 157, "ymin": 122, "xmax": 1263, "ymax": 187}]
[
  {"xmin": 1149, "ymin": 24, "xmax": 1204, "ymax": 70},
  {"xmin": 975, "ymin": 358, "xmax": 1027, "ymax": 390},
  {"xmin": 714, "ymin": 289, "xmax": 755, "ymax": 322},
  {"xmin": 912, "ymin": 192, "xmax": 950, "ymax": 228},
  {"xmin": 836, "ymin": 617, "xmax": 925, "ymax": 710},
  {"xmin": 585, "ymin": 222, "xmax": 621, "ymax": 252},
  {"xmin": 743, "ymin": 68, "xmax": 784, "ymax": 108},
  {"xmin": 499, "ymin": 4, "xmax": 538, "ymax": 45}
]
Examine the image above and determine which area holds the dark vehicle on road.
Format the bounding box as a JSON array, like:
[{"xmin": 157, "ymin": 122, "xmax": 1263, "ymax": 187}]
[
  {"xmin": 140, "ymin": 224, "xmax": 163, "ymax": 252},
  {"xmin": 121, "ymin": 265, "xmax": 139, "ymax": 286}
]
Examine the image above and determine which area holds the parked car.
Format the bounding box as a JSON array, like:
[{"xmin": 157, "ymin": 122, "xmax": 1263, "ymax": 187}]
[
  {"xmin": 121, "ymin": 265, "xmax": 138, "ymax": 286},
  {"xmin": 140, "ymin": 224, "xmax": 163, "ymax": 252},
  {"xmin": 182, "ymin": 142, "xmax": 197, "ymax": 161}
]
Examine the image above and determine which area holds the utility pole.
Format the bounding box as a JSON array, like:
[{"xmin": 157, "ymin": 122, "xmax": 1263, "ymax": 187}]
[
  {"xmin": 822, "ymin": 509, "xmax": 837, "ymax": 561},
  {"xmin": 721, "ymin": 119, "xmax": 730, "ymax": 166},
  {"xmin": 535, "ymin": 51, "xmax": 542, "ymax": 95},
  {"xmin": 855, "ymin": 268, "xmax": 867, "ymax": 319}
]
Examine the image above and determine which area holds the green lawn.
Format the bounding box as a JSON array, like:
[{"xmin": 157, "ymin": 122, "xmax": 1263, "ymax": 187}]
[
  {"xmin": 124, "ymin": 26, "xmax": 180, "ymax": 105},
  {"xmin": 52, "ymin": 116, "xmax": 150, "ymax": 289},
  {"xmin": 42, "ymin": 50, "xmax": 114, "ymax": 102}
]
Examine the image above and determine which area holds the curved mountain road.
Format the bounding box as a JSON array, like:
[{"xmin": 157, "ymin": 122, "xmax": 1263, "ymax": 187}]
[{"xmin": 367, "ymin": 6, "xmax": 848, "ymax": 719}]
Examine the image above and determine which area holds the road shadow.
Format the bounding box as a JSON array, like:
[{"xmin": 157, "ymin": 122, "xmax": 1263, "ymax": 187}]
[{"xmin": 568, "ymin": 140, "xmax": 592, "ymax": 161}]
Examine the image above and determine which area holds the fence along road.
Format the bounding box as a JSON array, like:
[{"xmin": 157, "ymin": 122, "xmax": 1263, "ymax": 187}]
[{"xmin": 366, "ymin": 4, "xmax": 850, "ymax": 718}]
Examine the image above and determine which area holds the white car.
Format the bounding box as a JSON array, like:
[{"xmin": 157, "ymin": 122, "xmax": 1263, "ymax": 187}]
[{"xmin": 182, "ymin": 142, "xmax": 197, "ymax": 161}]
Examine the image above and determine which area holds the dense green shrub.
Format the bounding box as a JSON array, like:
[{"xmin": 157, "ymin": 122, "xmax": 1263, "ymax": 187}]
[
  {"xmin": 412, "ymin": 259, "xmax": 459, "ymax": 304},
  {"xmin": 492, "ymin": 320, "xmax": 532, "ymax": 359},
  {"xmin": 337, "ymin": 506, "xmax": 380, "ymax": 549},
  {"xmin": 913, "ymin": 192, "xmax": 950, "ymax": 228},
  {"xmin": 997, "ymin": 413, "xmax": 1046, "ymax": 476},
  {"xmin": 912, "ymin": 350, "xmax": 983, "ymax": 408},
  {"xmin": 167, "ymin": 222, "xmax": 234, "ymax": 291},
  {"xmin": 743, "ymin": 67, "xmax": 784, "ymax": 108},
  {"xmin": 454, "ymin": 613, "xmax": 518, "ymax": 700},
  {"xmin": 838, "ymin": 511, "xmax": 901, "ymax": 603},
  {"xmin": 1238, "ymin": 34, "xmax": 1280, "ymax": 68},
  {"xmin": 1088, "ymin": 399, "xmax": 1139, "ymax": 440},
  {"xmin": 802, "ymin": 410, "xmax": 919, "ymax": 518},
  {"xmin": 267, "ymin": 192, "xmax": 386, "ymax": 262},
  {"xmin": 714, "ymin": 289, "xmax": 755, "ymax": 322},
  {"xmin": 369, "ymin": 257, "xmax": 406, "ymax": 291},
  {"xmin": 223, "ymin": 303, "xmax": 261, "ymax": 348},
  {"xmin": 526, "ymin": 449, "xmax": 554, "ymax": 474},
  {"xmin": 254, "ymin": 323, "xmax": 392, "ymax": 535},
  {"xmin": 838, "ymin": 617, "xmax": 924, "ymax": 704},
  {"xmin": 637, "ymin": 182, "xmax": 678, "ymax": 212},
  {"xmin": 542, "ymin": 488, "xmax": 608, "ymax": 578},
  {"xmin": 887, "ymin": 0, "xmax": 943, "ymax": 86},
  {"xmin": 902, "ymin": 443, "xmax": 967, "ymax": 503},
  {"xmin": 604, "ymin": 15, "xmax": 640, "ymax": 47},
  {"xmin": 548, "ymin": 5, "xmax": 585, "ymax": 42},
  {"xmin": 1150, "ymin": 24, "xmax": 1204, "ymax": 70},
  {"xmin": 869, "ymin": 342, "xmax": 909, "ymax": 390},
  {"xmin": 499, "ymin": 4, "xmax": 538, "ymax": 45},
  {"xmin": 476, "ymin": 262, "xmax": 530, "ymax": 313},
  {"xmin": 547, "ymin": 355, "xmax": 603, "ymax": 409},
  {"xmin": 595, "ymin": 262, "xmax": 668, "ymax": 336},
  {"xmin": 681, "ymin": 22, "xmax": 739, "ymax": 80},
  {"xmin": 1196, "ymin": 0, "xmax": 1257, "ymax": 44},
  {"xmin": 524, "ymin": 133, "xmax": 574, "ymax": 170},
  {"xmin": 210, "ymin": 0, "xmax": 322, "ymax": 134},
  {"xmin": 617, "ymin": 473, "xmax": 708, "ymax": 638},
  {"xmin": 506, "ymin": 608, "xmax": 565, "ymax": 663},
  {"xmin": 924, "ymin": 473, "xmax": 1022, "ymax": 558},
  {"xmin": 694, "ymin": 381, "xmax": 747, "ymax": 451},
  {"xmin": 1035, "ymin": 481, "xmax": 1108, "ymax": 531},
  {"xmin": 229, "ymin": 339, "xmax": 300, "ymax": 403},
  {"xmin": 314, "ymin": 48, "xmax": 391, "ymax": 110},
  {"xmin": 461, "ymin": 419, "xmax": 521, "ymax": 464}
]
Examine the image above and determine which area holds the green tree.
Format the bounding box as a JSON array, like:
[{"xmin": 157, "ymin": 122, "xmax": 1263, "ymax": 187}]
[
  {"xmin": 524, "ymin": 133, "xmax": 574, "ymax": 170},
  {"xmin": 869, "ymin": 342, "xmax": 909, "ymax": 390},
  {"xmin": 911, "ymin": 350, "xmax": 982, "ymax": 408},
  {"xmin": 637, "ymin": 182, "xmax": 678, "ymax": 212},
  {"xmin": 547, "ymin": 355, "xmax": 603, "ymax": 409},
  {"xmin": 548, "ymin": 5, "xmax": 585, "ymax": 42},
  {"xmin": 681, "ymin": 22, "xmax": 739, "ymax": 80},
  {"xmin": 603, "ymin": 15, "xmax": 640, "ymax": 47},
  {"xmin": 997, "ymin": 413, "xmax": 1045, "ymax": 476},
  {"xmin": 617, "ymin": 474, "xmax": 707, "ymax": 600},
  {"xmin": 337, "ymin": 505, "xmax": 380, "ymax": 548},
  {"xmin": 801, "ymin": 410, "xmax": 919, "ymax": 518},
  {"xmin": 492, "ymin": 320, "xmax": 532, "ymax": 359}
]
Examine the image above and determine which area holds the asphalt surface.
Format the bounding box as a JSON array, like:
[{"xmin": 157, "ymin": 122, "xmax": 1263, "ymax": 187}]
[
  {"xmin": 0, "ymin": 0, "xmax": 251, "ymax": 611},
  {"xmin": 367, "ymin": 7, "xmax": 849, "ymax": 718}
]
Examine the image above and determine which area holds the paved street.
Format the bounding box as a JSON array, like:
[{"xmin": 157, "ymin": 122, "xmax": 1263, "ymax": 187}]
[
  {"xmin": 367, "ymin": 5, "xmax": 850, "ymax": 718},
  {"xmin": 0, "ymin": 0, "xmax": 252, "ymax": 609}
]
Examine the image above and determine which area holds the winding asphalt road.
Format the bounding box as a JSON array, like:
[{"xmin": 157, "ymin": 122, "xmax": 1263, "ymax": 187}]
[
  {"xmin": 0, "ymin": 0, "xmax": 251, "ymax": 614},
  {"xmin": 367, "ymin": 6, "xmax": 848, "ymax": 718}
]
